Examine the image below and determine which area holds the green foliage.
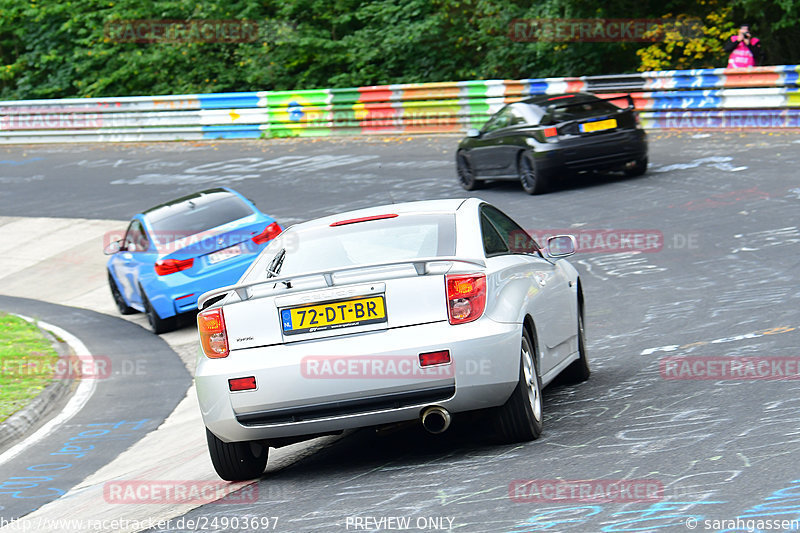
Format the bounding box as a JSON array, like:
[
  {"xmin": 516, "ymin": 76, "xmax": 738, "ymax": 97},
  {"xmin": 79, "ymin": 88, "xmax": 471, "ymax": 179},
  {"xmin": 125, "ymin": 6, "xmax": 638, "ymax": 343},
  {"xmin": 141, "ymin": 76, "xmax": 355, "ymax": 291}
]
[
  {"xmin": 0, "ymin": 0, "xmax": 797, "ymax": 100},
  {"xmin": 636, "ymin": 4, "xmax": 737, "ymax": 71}
]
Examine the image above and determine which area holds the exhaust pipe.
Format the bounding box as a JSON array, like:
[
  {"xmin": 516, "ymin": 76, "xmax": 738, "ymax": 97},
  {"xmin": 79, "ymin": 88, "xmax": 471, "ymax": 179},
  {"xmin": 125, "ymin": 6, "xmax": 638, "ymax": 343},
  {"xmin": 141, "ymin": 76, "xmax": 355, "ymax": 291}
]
[{"xmin": 421, "ymin": 406, "xmax": 451, "ymax": 434}]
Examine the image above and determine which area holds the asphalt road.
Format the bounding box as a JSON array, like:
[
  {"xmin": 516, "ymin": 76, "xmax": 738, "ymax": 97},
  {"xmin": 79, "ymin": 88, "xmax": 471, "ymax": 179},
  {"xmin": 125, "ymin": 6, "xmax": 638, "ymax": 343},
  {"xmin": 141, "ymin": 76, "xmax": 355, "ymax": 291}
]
[
  {"xmin": 1, "ymin": 131, "xmax": 800, "ymax": 532},
  {"xmin": 0, "ymin": 296, "xmax": 191, "ymax": 521}
]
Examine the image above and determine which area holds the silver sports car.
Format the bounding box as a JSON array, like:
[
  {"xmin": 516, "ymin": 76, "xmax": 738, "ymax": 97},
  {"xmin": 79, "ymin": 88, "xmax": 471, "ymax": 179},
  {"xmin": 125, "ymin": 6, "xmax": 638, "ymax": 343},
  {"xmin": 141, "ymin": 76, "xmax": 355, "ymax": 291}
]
[{"xmin": 196, "ymin": 198, "xmax": 589, "ymax": 480}]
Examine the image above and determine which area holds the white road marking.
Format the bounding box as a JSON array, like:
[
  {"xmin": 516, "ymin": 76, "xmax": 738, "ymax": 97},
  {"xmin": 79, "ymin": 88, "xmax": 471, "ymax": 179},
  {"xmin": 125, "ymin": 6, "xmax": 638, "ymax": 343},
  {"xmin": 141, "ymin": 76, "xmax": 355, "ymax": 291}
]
[
  {"xmin": 108, "ymin": 154, "xmax": 380, "ymax": 185},
  {"xmin": 650, "ymin": 156, "xmax": 747, "ymax": 173},
  {"xmin": 640, "ymin": 326, "xmax": 797, "ymax": 355}
]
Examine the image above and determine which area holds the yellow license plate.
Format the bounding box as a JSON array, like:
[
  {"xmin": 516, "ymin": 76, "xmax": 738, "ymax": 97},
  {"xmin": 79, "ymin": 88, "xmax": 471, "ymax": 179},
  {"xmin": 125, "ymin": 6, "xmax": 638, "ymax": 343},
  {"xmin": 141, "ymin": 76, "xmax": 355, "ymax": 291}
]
[
  {"xmin": 280, "ymin": 296, "xmax": 387, "ymax": 335},
  {"xmin": 580, "ymin": 118, "xmax": 617, "ymax": 133}
]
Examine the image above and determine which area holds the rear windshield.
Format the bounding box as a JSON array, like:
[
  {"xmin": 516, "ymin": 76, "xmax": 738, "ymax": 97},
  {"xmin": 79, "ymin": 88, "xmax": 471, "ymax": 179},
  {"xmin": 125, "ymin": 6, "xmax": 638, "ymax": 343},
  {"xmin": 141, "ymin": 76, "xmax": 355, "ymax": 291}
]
[
  {"xmin": 248, "ymin": 214, "xmax": 456, "ymax": 279},
  {"xmin": 147, "ymin": 195, "xmax": 253, "ymax": 244},
  {"xmin": 542, "ymin": 99, "xmax": 620, "ymax": 124}
]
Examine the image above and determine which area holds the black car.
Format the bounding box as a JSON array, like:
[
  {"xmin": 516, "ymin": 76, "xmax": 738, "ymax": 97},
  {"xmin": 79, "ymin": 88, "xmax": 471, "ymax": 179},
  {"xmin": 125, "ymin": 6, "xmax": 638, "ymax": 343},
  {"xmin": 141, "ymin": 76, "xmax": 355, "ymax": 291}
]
[{"xmin": 456, "ymin": 92, "xmax": 648, "ymax": 194}]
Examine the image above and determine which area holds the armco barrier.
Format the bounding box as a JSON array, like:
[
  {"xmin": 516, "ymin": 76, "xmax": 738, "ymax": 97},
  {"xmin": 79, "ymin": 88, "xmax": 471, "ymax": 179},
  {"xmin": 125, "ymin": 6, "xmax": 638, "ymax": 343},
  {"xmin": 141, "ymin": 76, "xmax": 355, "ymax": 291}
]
[{"xmin": 0, "ymin": 65, "xmax": 798, "ymax": 143}]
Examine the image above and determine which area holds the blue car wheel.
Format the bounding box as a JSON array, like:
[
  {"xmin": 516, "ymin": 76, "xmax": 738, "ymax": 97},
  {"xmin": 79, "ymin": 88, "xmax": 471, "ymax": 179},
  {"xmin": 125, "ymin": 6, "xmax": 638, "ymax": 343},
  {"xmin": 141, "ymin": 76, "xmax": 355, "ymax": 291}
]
[
  {"xmin": 108, "ymin": 271, "xmax": 136, "ymax": 315},
  {"xmin": 141, "ymin": 284, "xmax": 178, "ymax": 334}
]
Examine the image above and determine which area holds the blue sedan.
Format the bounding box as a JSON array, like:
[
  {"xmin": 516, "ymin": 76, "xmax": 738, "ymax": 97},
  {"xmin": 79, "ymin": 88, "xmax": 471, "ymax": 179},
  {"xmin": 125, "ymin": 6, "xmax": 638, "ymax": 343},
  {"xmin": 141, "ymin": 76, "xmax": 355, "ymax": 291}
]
[{"xmin": 104, "ymin": 187, "xmax": 282, "ymax": 333}]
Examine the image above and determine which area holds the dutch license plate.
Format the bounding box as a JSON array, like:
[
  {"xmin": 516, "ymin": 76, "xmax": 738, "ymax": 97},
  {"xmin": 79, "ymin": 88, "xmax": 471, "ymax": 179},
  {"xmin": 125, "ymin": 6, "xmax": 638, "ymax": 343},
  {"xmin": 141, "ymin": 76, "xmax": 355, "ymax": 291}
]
[
  {"xmin": 281, "ymin": 295, "xmax": 387, "ymax": 335},
  {"xmin": 208, "ymin": 244, "xmax": 243, "ymax": 265},
  {"xmin": 580, "ymin": 118, "xmax": 617, "ymax": 133}
]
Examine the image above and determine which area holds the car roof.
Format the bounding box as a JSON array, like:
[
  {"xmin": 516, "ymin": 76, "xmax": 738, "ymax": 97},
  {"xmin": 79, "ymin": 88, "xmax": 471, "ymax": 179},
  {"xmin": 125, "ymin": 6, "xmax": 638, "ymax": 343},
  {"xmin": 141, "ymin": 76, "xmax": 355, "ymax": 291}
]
[
  {"xmin": 141, "ymin": 188, "xmax": 242, "ymax": 222},
  {"xmin": 294, "ymin": 198, "xmax": 476, "ymax": 230}
]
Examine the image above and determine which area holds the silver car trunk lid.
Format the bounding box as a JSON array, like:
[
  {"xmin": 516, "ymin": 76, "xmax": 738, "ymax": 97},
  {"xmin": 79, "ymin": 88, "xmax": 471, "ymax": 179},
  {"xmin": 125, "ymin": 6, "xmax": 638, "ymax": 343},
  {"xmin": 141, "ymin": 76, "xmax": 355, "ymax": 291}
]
[{"xmin": 224, "ymin": 264, "xmax": 449, "ymax": 351}]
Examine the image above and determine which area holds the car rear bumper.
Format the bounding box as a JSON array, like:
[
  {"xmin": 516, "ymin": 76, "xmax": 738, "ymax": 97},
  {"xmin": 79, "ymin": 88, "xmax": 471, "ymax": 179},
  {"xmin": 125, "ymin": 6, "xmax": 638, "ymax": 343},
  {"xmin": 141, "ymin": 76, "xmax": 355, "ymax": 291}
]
[
  {"xmin": 145, "ymin": 254, "xmax": 258, "ymax": 318},
  {"xmin": 196, "ymin": 318, "xmax": 522, "ymax": 443},
  {"xmin": 538, "ymin": 129, "xmax": 647, "ymax": 173}
]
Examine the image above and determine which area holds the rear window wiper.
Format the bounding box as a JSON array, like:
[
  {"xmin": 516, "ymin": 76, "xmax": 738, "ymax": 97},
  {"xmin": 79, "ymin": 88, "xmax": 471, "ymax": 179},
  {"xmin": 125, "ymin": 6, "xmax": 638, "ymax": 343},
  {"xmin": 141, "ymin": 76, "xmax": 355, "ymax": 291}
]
[{"xmin": 266, "ymin": 249, "xmax": 286, "ymax": 279}]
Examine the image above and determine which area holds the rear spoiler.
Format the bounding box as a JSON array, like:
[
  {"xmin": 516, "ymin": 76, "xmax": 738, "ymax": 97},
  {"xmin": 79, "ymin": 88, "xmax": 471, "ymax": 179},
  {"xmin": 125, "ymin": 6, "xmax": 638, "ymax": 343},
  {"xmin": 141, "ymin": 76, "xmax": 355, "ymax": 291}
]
[
  {"xmin": 545, "ymin": 94, "xmax": 635, "ymax": 112},
  {"xmin": 198, "ymin": 256, "xmax": 487, "ymax": 310}
]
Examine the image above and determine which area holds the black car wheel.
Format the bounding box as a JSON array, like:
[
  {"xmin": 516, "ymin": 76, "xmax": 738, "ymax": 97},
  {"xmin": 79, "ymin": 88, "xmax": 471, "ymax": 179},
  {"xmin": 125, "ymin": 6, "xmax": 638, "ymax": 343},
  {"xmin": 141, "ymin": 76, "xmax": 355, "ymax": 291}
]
[
  {"xmin": 108, "ymin": 271, "xmax": 136, "ymax": 315},
  {"xmin": 624, "ymin": 156, "xmax": 648, "ymax": 177},
  {"xmin": 495, "ymin": 327, "xmax": 543, "ymax": 442},
  {"xmin": 519, "ymin": 152, "xmax": 548, "ymax": 195},
  {"xmin": 206, "ymin": 428, "xmax": 269, "ymax": 481},
  {"xmin": 456, "ymin": 152, "xmax": 481, "ymax": 190},
  {"xmin": 141, "ymin": 286, "xmax": 177, "ymax": 334}
]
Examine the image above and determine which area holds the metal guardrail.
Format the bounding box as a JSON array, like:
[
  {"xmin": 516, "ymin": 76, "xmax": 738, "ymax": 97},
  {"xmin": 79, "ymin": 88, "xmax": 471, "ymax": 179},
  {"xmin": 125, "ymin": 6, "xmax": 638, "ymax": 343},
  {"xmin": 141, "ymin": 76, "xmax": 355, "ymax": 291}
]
[{"xmin": 1, "ymin": 65, "xmax": 798, "ymax": 143}]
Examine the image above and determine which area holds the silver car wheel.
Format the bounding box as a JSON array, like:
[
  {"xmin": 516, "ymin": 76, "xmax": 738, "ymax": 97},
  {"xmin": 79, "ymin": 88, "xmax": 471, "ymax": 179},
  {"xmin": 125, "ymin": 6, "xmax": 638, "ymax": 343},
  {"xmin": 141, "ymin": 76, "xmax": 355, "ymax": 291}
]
[{"xmin": 521, "ymin": 335, "xmax": 542, "ymax": 422}]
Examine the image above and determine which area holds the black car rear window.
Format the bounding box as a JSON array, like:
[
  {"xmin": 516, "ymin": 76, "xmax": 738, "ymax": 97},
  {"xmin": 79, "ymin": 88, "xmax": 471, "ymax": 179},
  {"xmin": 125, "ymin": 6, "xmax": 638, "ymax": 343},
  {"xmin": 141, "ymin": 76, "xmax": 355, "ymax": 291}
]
[
  {"xmin": 543, "ymin": 99, "xmax": 620, "ymax": 123},
  {"xmin": 147, "ymin": 195, "xmax": 253, "ymax": 244}
]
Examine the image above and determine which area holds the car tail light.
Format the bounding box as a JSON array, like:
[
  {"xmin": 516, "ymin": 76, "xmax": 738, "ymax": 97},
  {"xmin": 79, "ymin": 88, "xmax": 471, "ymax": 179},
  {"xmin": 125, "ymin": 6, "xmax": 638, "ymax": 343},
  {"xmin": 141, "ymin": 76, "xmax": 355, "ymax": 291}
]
[
  {"xmin": 198, "ymin": 308, "xmax": 229, "ymax": 358},
  {"xmin": 229, "ymin": 376, "xmax": 256, "ymax": 391},
  {"xmin": 446, "ymin": 273, "xmax": 487, "ymax": 325},
  {"xmin": 419, "ymin": 350, "xmax": 451, "ymax": 367},
  {"xmin": 252, "ymin": 222, "xmax": 282, "ymax": 245},
  {"xmin": 544, "ymin": 127, "xmax": 558, "ymax": 138},
  {"xmin": 155, "ymin": 258, "xmax": 194, "ymax": 276}
]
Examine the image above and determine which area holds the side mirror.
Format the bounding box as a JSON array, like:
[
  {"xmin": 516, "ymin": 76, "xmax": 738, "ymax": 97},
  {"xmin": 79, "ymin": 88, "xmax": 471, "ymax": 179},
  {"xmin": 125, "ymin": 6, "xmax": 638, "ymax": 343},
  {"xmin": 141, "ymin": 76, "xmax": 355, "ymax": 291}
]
[
  {"xmin": 104, "ymin": 240, "xmax": 123, "ymax": 255},
  {"xmin": 546, "ymin": 235, "xmax": 576, "ymax": 259},
  {"xmin": 466, "ymin": 128, "xmax": 481, "ymax": 138}
]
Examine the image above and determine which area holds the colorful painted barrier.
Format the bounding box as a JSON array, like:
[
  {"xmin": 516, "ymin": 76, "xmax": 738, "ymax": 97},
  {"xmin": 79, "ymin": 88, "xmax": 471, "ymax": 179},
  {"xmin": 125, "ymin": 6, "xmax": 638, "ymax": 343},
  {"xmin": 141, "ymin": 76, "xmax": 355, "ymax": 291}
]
[{"xmin": 0, "ymin": 65, "xmax": 798, "ymax": 143}]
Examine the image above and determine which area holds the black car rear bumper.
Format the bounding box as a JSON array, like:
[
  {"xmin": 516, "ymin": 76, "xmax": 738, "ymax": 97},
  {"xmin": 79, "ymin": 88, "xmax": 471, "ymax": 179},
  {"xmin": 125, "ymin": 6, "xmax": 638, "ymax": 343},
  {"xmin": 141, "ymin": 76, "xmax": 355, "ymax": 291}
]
[{"xmin": 536, "ymin": 129, "xmax": 647, "ymax": 174}]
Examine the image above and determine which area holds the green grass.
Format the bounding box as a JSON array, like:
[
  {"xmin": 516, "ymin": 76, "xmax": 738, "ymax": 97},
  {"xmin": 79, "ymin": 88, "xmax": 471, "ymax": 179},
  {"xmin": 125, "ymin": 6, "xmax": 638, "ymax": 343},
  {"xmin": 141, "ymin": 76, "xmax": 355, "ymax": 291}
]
[{"xmin": 0, "ymin": 313, "xmax": 61, "ymax": 423}]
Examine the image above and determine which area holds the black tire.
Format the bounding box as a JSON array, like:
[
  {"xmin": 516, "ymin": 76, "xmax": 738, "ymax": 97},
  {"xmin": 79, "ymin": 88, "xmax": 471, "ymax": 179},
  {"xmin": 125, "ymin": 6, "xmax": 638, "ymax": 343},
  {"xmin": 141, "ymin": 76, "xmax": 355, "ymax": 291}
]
[
  {"xmin": 519, "ymin": 152, "xmax": 548, "ymax": 195},
  {"xmin": 206, "ymin": 428, "xmax": 269, "ymax": 481},
  {"xmin": 456, "ymin": 152, "xmax": 481, "ymax": 190},
  {"xmin": 562, "ymin": 309, "xmax": 591, "ymax": 383},
  {"xmin": 108, "ymin": 271, "xmax": 136, "ymax": 315},
  {"xmin": 141, "ymin": 286, "xmax": 177, "ymax": 334},
  {"xmin": 624, "ymin": 156, "xmax": 648, "ymax": 177},
  {"xmin": 495, "ymin": 327, "xmax": 544, "ymax": 442}
]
